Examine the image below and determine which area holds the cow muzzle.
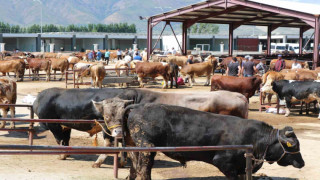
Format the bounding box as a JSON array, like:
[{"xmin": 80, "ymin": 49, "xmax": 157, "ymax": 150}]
[
  {"xmin": 260, "ymin": 84, "xmax": 275, "ymax": 94},
  {"xmin": 111, "ymin": 127, "xmax": 122, "ymax": 137}
]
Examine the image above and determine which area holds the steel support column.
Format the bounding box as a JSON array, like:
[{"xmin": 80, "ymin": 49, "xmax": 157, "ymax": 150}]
[
  {"xmin": 36, "ymin": 34, "xmax": 41, "ymax": 52},
  {"xmin": 103, "ymin": 35, "xmax": 108, "ymax": 50},
  {"xmin": 71, "ymin": 35, "xmax": 76, "ymax": 51},
  {"xmin": 299, "ymin": 27, "xmax": 304, "ymax": 55},
  {"xmin": 313, "ymin": 15, "xmax": 320, "ymax": 69},
  {"xmin": 228, "ymin": 23, "xmax": 234, "ymax": 56},
  {"xmin": 182, "ymin": 22, "xmax": 188, "ymax": 55},
  {"xmin": 147, "ymin": 18, "xmax": 153, "ymax": 60},
  {"xmin": 267, "ymin": 25, "xmax": 272, "ymax": 56}
]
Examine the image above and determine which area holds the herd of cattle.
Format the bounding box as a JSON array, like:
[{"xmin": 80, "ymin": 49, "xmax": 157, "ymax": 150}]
[{"xmin": 0, "ymin": 50, "xmax": 317, "ymax": 179}]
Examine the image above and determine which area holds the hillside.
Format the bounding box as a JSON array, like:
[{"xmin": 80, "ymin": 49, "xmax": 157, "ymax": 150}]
[{"xmin": 0, "ymin": 0, "xmax": 313, "ymax": 35}]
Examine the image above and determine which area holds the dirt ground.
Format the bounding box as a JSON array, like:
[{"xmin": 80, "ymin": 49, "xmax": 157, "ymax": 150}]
[{"xmin": 0, "ymin": 67, "xmax": 319, "ymax": 180}]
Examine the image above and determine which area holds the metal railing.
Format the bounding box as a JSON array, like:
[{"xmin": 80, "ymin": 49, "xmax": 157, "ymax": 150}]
[
  {"xmin": 0, "ymin": 144, "xmax": 254, "ymax": 180},
  {"xmin": 65, "ymin": 67, "xmax": 135, "ymax": 88},
  {"xmin": 0, "ymin": 104, "xmax": 34, "ymax": 145}
]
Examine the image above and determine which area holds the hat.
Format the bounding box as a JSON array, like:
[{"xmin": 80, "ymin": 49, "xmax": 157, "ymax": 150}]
[
  {"xmin": 245, "ymin": 55, "xmax": 250, "ymax": 59},
  {"xmin": 278, "ymin": 54, "xmax": 282, "ymax": 57}
]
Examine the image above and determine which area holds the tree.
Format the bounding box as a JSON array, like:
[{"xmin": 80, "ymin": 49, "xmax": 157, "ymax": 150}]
[{"xmin": 190, "ymin": 23, "xmax": 219, "ymax": 34}]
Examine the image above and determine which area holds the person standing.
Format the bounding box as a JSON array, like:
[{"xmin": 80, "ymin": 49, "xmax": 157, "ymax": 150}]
[
  {"xmin": 275, "ymin": 54, "xmax": 286, "ymax": 72},
  {"xmin": 242, "ymin": 56, "xmax": 257, "ymax": 77},
  {"xmin": 88, "ymin": 51, "xmax": 93, "ymax": 62},
  {"xmin": 256, "ymin": 58, "xmax": 267, "ymax": 76},
  {"xmin": 184, "ymin": 55, "xmax": 194, "ymax": 83},
  {"xmin": 105, "ymin": 50, "xmax": 110, "ymax": 65},
  {"xmin": 226, "ymin": 57, "xmax": 241, "ymax": 77},
  {"xmin": 133, "ymin": 53, "xmax": 142, "ymax": 61},
  {"xmin": 96, "ymin": 50, "xmax": 102, "ymax": 61},
  {"xmin": 291, "ymin": 58, "xmax": 302, "ymax": 70},
  {"xmin": 171, "ymin": 47, "xmax": 177, "ymax": 55},
  {"xmin": 117, "ymin": 49, "xmax": 122, "ymax": 60}
]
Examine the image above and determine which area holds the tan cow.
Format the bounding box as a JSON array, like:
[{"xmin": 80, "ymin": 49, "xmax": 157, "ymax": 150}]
[
  {"xmin": 0, "ymin": 59, "xmax": 25, "ymax": 81},
  {"xmin": 67, "ymin": 56, "xmax": 81, "ymax": 70},
  {"xmin": 180, "ymin": 55, "xmax": 218, "ymax": 86},
  {"xmin": 50, "ymin": 58, "xmax": 69, "ymax": 81},
  {"xmin": 79, "ymin": 64, "xmax": 106, "ymax": 88},
  {"xmin": 26, "ymin": 58, "xmax": 51, "ymax": 81},
  {"xmin": 44, "ymin": 52, "xmax": 57, "ymax": 59},
  {"xmin": 269, "ymin": 59, "xmax": 309, "ymax": 70},
  {"xmin": 0, "ymin": 77, "xmax": 17, "ymax": 129}
]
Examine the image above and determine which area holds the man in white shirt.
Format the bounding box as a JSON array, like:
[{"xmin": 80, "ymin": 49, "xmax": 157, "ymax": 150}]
[
  {"xmin": 171, "ymin": 47, "xmax": 177, "ymax": 55},
  {"xmin": 291, "ymin": 58, "xmax": 302, "ymax": 70}
]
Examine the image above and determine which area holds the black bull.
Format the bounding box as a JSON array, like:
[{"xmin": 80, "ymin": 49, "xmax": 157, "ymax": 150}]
[
  {"xmin": 120, "ymin": 103, "xmax": 304, "ymax": 180},
  {"xmin": 33, "ymin": 87, "xmax": 248, "ymax": 167}
]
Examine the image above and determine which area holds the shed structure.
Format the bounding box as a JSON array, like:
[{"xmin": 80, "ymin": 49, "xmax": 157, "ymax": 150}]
[{"xmin": 147, "ymin": 0, "xmax": 320, "ymax": 68}]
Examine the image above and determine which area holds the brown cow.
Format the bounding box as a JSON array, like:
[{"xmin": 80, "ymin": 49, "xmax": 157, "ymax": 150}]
[
  {"xmin": 44, "ymin": 52, "xmax": 57, "ymax": 59},
  {"xmin": 180, "ymin": 55, "xmax": 218, "ymax": 86},
  {"xmin": 50, "ymin": 58, "xmax": 69, "ymax": 81},
  {"xmin": 135, "ymin": 62, "xmax": 178, "ymax": 89},
  {"xmin": 80, "ymin": 64, "xmax": 106, "ymax": 88},
  {"xmin": 0, "ymin": 77, "xmax": 17, "ymax": 129},
  {"xmin": 269, "ymin": 59, "xmax": 309, "ymax": 70},
  {"xmin": 0, "ymin": 59, "xmax": 25, "ymax": 81},
  {"xmin": 26, "ymin": 58, "xmax": 51, "ymax": 81},
  {"xmin": 211, "ymin": 75, "xmax": 262, "ymax": 100}
]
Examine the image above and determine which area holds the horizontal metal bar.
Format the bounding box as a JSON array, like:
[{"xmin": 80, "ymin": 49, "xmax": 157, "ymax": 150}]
[
  {"xmin": 0, "ymin": 145, "xmax": 254, "ymax": 153},
  {"xmin": 0, "ymin": 118, "xmax": 105, "ymax": 124},
  {"xmin": 0, "ymin": 104, "xmax": 33, "ymax": 108},
  {"xmin": 0, "ymin": 151, "xmax": 118, "ymax": 155},
  {"xmin": 0, "ymin": 129, "xmax": 34, "ymax": 132}
]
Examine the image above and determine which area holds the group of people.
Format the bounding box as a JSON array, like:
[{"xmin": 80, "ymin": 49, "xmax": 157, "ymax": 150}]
[{"xmin": 226, "ymin": 54, "xmax": 302, "ymax": 77}]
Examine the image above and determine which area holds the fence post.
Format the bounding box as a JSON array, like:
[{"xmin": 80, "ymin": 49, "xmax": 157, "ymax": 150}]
[
  {"xmin": 29, "ymin": 107, "xmax": 34, "ymax": 146},
  {"xmin": 114, "ymin": 137, "xmax": 119, "ymax": 179},
  {"xmin": 245, "ymin": 148, "xmax": 253, "ymax": 180},
  {"xmin": 65, "ymin": 71, "xmax": 68, "ymax": 89}
]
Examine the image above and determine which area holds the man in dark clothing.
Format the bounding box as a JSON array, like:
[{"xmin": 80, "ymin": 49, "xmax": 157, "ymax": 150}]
[
  {"xmin": 275, "ymin": 54, "xmax": 286, "ymax": 72},
  {"xmin": 226, "ymin": 57, "xmax": 241, "ymax": 77},
  {"xmin": 242, "ymin": 56, "xmax": 257, "ymax": 77},
  {"xmin": 185, "ymin": 55, "xmax": 194, "ymax": 83}
]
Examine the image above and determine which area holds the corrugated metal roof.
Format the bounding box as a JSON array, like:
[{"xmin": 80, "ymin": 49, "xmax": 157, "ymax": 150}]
[
  {"xmin": 251, "ymin": 0, "xmax": 320, "ymax": 15},
  {"xmin": 150, "ymin": 0, "xmax": 318, "ymax": 29}
]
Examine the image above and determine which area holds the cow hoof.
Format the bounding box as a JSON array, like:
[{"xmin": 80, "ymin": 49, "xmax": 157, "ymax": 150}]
[
  {"xmin": 92, "ymin": 163, "xmax": 101, "ymax": 168},
  {"xmin": 284, "ymin": 114, "xmax": 289, "ymax": 117},
  {"xmin": 58, "ymin": 154, "xmax": 68, "ymax": 160}
]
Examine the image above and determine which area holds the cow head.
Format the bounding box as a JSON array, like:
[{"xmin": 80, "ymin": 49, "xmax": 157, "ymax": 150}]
[
  {"xmin": 260, "ymin": 72, "xmax": 284, "ymax": 94},
  {"xmin": 266, "ymin": 127, "xmax": 304, "ymax": 169},
  {"xmin": 92, "ymin": 97, "xmax": 134, "ymax": 137}
]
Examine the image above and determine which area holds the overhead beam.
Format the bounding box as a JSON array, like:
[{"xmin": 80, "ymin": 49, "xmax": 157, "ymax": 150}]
[
  {"xmin": 233, "ymin": 13, "xmax": 276, "ymax": 30},
  {"xmin": 271, "ymin": 19, "xmax": 296, "ymax": 31},
  {"xmin": 186, "ymin": 6, "xmax": 246, "ymax": 28},
  {"xmin": 228, "ymin": 0, "xmax": 315, "ymax": 27}
]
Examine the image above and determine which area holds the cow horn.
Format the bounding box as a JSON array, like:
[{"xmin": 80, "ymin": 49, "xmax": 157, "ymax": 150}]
[{"xmin": 285, "ymin": 130, "xmax": 294, "ymax": 137}]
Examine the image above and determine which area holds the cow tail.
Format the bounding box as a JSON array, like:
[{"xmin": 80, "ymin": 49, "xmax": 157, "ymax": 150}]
[{"xmin": 262, "ymin": 71, "xmax": 269, "ymax": 84}]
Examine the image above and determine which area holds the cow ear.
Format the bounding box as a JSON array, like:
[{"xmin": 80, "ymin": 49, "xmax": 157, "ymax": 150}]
[
  {"xmin": 285, "ymin": 130, "xmax": 294, "ymax": 137},
  {"xmin": 92, "ymin": 100, "xmax": 104, "ymax": 114}
]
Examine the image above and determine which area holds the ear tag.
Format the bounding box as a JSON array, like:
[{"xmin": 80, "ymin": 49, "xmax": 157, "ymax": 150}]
[{"xmin": 287, "ymin": 142, "xmax": 293, "ymax": 147}]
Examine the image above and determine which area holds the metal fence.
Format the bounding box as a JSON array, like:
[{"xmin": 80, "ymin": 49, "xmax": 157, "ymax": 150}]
[{"xmin": 0, "ymin": 144, "xmax": 254, "ymax": 179}]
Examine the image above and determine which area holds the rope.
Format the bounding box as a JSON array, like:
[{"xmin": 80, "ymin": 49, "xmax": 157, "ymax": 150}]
[{"xmin": 94, "ymin": 119, "xmax": 112, "ymax": 136}]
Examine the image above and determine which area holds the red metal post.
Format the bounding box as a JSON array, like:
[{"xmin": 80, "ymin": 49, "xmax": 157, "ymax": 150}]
[
  {"xmin": 267, "ymin": 25, "xmax": 272, "ymax": 56},
  {"xmin": 299, "ymin": 27, "xmax": 304, "ymax": 55},
  {"xmin": 229, "ymin": 23, "xmax": 234, "ymax": 56},
  {"xmin": 147, "ymin": 18, "xmax": 153, "ymax": 61},
  {"xmin": 182, "ymin": 22, "xmax": 188, "ymax": 55},
  {"xmin": 313, "ymin": 15, "xmax": 320, "ymax": 69},
  {"xmin": 114, "ymin": 137, "xmax": 119, "ymax": 178}
]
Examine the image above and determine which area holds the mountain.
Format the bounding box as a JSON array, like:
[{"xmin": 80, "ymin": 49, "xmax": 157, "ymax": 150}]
[{"xmin": 0, "ymin": 0, "xmax": 313, "ymax": 35}]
